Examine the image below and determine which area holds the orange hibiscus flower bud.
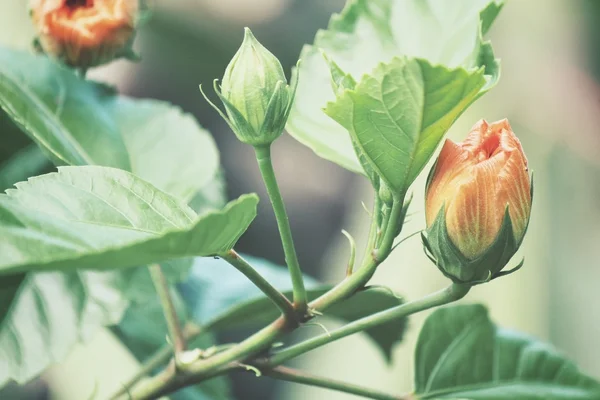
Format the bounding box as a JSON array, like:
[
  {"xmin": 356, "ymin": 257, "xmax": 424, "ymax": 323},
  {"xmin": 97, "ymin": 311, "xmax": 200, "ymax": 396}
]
[
  {"xmin": 422, "ymin": 119, "xmax": 532, "ymax": 284},
  {"xmin": 30, "ymin": 0, "xmax": 139, "ymax": 68}
]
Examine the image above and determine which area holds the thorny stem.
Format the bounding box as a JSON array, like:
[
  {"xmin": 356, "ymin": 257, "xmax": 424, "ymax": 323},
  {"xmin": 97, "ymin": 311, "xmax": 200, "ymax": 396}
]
[
  {"xmin": 307, "ymin": 198, "xmax": 404, "ymax": 312},
  {"xmin": 264, "ymin": 283, "xmax": 471, "ymax": 366},
  {"xmin": 254, "ymin": 145, "xmax": 308, "ymax": 314},
  {"xmin": 118, "ymin": 197, "xmax": 437, "ymax": 400},
  {"xmin": 111, "ymin": 341, "xmax": 173, "ymax": 398}
]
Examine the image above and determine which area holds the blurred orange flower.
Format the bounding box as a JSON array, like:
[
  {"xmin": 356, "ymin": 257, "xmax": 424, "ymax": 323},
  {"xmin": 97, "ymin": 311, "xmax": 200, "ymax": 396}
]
[
  {"xmin": 425, "ymin": 119, "xmax": 532, "ymax": 260},
  {"xmin": 30, "ymin": 0, "xmax": 138, "ymax": 68}
]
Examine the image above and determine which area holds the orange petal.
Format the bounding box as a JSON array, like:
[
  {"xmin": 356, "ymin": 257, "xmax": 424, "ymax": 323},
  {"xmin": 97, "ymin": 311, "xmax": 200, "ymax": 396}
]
[
  {"xmin": 425, "ymin": 139, "xmax": 470, "ymax": 226},
  {"xmin": 497, "ymin": 150, "xmax": 531, "ymax": 241},
  {"xmin": 445, "ymin": 151, "xmax": 508, "ymax": 259}
]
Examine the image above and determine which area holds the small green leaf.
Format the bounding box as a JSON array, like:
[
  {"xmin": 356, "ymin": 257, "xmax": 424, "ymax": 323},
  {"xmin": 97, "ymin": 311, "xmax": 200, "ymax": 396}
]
[
  {"xmin": 179, "ymin": 257, "xmax": 406, "ymax": 360},
  {"xmin": 325, "ymin": 57, "xmax": 485, "ymax": 194},
  {"xmin": 0, "ymin": 47, "xmax": 219, "ymax": 202},
  {"xmin": 287, "ymin": 0, "xmax": 502, "ymax": 174},
  {"xmin": 414, "ymin": 304, "xmax": 600, "ymax": 399},
  {"xmin": 0, "ymin": 166, "xmax": 258, "ymax": 276}
]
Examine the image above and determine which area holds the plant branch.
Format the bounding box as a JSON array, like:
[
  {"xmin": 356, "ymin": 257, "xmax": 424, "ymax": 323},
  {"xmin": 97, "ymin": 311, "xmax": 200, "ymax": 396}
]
[
  {"xmin": 254, "ymin": 145, "xmax": 307, "ymax": 314},
  {"xmin": 148, "ymin": 264, "xmax": 185, "ymax": 354},
  {"xmin": 120, "ymin": 318, "xmax": 290, "ymax": 399},
  {"xmin": 265, "ymin": 366, "xmax": 412, "ymax": 400},
  {"xmin": 265, "ymin": 283, "xmax": 471, "ymax": 366},
  {"xmin": 308, "ymin": 197, "xmax": 404, "ymax": 312},
  {"xmin": 220, "ymin": 249, "xmax": 296, "ymax": 321},
  {"xmin": 111, "ymin": 343, "xmax": 173, "ymax": 398},
  {"xmin": 118, "ymin": 196, "xmax": 407, "ymax": 399}
]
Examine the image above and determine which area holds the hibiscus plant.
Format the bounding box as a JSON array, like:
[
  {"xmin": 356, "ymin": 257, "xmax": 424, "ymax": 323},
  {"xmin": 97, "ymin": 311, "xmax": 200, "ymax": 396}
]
[{"xmin": 0, "ymin": 0, "xmax": 598, "ymax": 399}]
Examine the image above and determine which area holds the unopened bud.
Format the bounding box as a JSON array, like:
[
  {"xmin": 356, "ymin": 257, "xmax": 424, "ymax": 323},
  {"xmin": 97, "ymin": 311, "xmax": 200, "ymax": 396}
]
[
  {"xmin": 205, "ymin": 28, "xmax": 296, "ymax": 146},
  {"xmin": 422, "ymin": 119, "xmax": 532, "ymax": 284},
  {"xmin": 30, "ymin": 0, "xmax": 139, "ymax": 68}
]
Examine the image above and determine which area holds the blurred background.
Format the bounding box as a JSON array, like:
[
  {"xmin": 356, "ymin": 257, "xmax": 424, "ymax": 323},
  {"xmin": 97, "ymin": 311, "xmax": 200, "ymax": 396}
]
[{"xmin": 1, "ymin": 0, "xmax": 600, "ymax": 399}]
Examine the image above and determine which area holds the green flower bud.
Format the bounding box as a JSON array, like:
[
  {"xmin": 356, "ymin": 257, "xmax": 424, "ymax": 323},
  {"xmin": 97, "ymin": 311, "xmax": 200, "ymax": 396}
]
[{"xmin": 203, "ymin": 28, "xmax": 297, "ymax": 146}]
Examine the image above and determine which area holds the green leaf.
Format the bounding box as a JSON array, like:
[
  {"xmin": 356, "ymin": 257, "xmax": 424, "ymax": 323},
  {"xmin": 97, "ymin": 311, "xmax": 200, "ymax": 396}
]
[
  {"xmin": 287, "ymin": 0, "xmax": 502, "ymax": 175},
  {"xmin": 326, "ymin": 57, "xmax": 485, "ymax": 194},
  {"xmin": 414, "ymin": 304, "xmax": 600, "ymax": 399},
  {"xmin": 115, "ymin": 287, "xmax": 231, "ymax": 400},
  {"xmin": 0, "ymin": 145, "xmax": 49, "ymax": 192},
  {"xmin": 0, "ymin": 271, "xmax": 129, "ymax": 386},
  {"xmin": 0, "ymin": 46, "xmax": 219, "ymax": 201},
  {"xmin": 0, "ymin": 166, "xmax": 258, "ymax": 276},
  {"xmin": 0, "ymin": 46, "xmax": 225, "ymax": 388},
  {"xmin": 179, "ymin": 257, "xmax": 406, "ymax": 360}
]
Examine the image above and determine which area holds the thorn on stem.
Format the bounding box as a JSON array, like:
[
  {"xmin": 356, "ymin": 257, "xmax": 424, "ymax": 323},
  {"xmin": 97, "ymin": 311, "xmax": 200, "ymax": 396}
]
[
  {"xmin": 240, "ymin": 364, "xmax": 262, "ymax": 377},
  {"xmin": 341, "ymin": 229, "xmax": 356, "ymax": 276},
  {"xmin": 391, "ymin": 230, "xmax": 424, "ymax": 252},
  {"xmin": 303, "ymin": 322, "xmax": 331, "ymax": 337},
  {"xmin": 361, "ymin": 201, "xmax": 372, "ymax": 217},
  {"xmin": 308, "ymin": 308, "xmax": 323, "ymax": 317}
]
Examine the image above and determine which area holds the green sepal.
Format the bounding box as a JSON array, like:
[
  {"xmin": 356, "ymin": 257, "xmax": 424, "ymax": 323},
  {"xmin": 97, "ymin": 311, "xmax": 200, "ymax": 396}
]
[
  {"xmin": 283, "ymin": 60, "xmax": 301, "ymax": 121},
  {"xmin": 394, "ymin": 193, "xmax": 413, "ymax": 239},
  {"xmin": 257, "ymin": 81, "xmax": 289, "ymax": 143},
  {"xmin": 210, "ymin": 78, "xmax": 294, "ymax": 147},
  {"xmin": 213, "ymin": 80, "xmax": 263, "ymax": 145},
  {"xmin": 422, "ymin": 204, "xmax": 523, "ymax": 284}
]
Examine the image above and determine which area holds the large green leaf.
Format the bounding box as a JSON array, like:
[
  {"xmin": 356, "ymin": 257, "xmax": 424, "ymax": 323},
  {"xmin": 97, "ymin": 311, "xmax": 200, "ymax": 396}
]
[
  {"xmin": 287, "ymin": 0, "xmax": 503, "ymax": 175},
  {"xmin": 0, "ymin": 145, "xmax": 49, "ymax": 192},
  {"xmin": 0, "ymin": 271, "xmax": 128, "ymax": 386},
  {"xmin": 0, "ymin": 46, "xmax": 226, "ymax": 388},
  {"xmin": 179, "ymin": 256, "xmax": 406, "ymax": 360},
  {"xmin": 0, "ymin": 166, "xmax": 257, "ymax": 276},
  {"xmin": 0, "ymin": 167, "xmax": 252, "ymax": 386},
  {"xmin": 0, "ymin": 46, "xmax": 219, "ymax": 201},
  {"xmin": 325, "ymin": 57, "xmax": 485, "ymax": 193},
  {"xmin": 414, "ymin": 304, "xmax": 600, "ymax": 399}
]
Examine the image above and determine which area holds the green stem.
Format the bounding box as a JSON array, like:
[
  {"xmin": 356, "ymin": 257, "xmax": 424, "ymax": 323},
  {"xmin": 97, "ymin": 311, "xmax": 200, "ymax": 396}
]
[
  {"xmin": 220, "ymin": 250, "xmax": 296, "ymax": 321},
  {"xmin": 265, "ymin": 366, "xmax": 411, "ymax": 400},
  {"xmin": 120, "ymin": 196, "xmax": 406, "ymax": 399},
  {"xmin": 111, "ymin": 342, "xmax": 173, "ymax": 398},
  {"xmin": 254, "ymin": 145, "xmax": 307, "ymax": 313},
  {"xmin": 123, "ymin": 318, "xmax": 291, "ymax": 399},
  {"xmin": 148, "ymin": 264, "xmax": 185, "ymax": 354},
  {"xmin": 266, "ymin": 283, "xmax": 470, "ymax": 366},
  {"xmin": 362, "ymin": 194, "xmax": 380, "ymax": 268},
  {"xmin": 309, "ymin": 198, "xmax": 404, "ymax": 312}
]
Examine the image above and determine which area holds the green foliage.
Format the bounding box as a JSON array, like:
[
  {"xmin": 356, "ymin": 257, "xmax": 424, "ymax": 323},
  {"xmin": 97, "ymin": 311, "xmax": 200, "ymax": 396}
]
[
  {"xmin": 0, "ymin": 166, "xmax": 257, "ymax": 275},
  {"xmin": 0, "ymin": 145, "xmax": 49, "ymax": 192},
  {"xmin": 287, "ymin": 0, "xmax": 502, "ymax": 176},
  {"xmin": 325, "ymin": 57, "xmax": 485, "ymax": 195},
  {"xmin": 414, "ymin": 304, "xmax": 600, "ymax": 399},
  {"xmin": 0, "ymin": 44, "xmax": 229, "ymax": 389},
  {"xmin": 0, "ymin": 167, "xmax": 253, "ymax": 385},
  {"xmin": 179, "ymin": 256, "xmax": 406, "ymax": 360},
  {"xmin": 0, "ymin": 271, "xmax": 129, "ymax": 386},
  {"xmin": 0, "ymin": 47, "xmax": 219, "ymax": 201}
]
